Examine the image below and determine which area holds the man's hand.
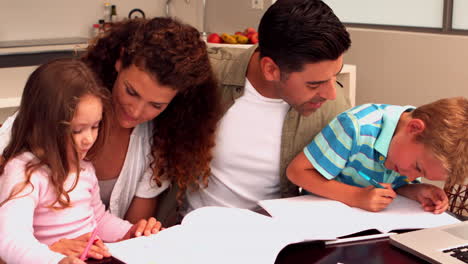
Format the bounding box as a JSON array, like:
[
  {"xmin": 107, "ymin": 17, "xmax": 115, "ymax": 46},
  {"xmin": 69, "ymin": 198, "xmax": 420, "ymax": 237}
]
[{"xmin": 49, "ymin": 232, "xmax": 111, "ymax": 260}]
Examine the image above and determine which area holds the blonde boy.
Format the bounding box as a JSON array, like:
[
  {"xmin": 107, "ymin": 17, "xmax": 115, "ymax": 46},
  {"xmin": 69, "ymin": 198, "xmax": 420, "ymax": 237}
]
[{"xmin": 287, "ymin": 97, "xmax": 468, "ymax": 213}]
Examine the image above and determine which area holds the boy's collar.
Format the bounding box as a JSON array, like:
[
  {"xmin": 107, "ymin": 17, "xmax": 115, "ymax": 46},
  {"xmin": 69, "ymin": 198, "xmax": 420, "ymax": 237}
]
[{"xmin": 374, "ymin": 105, "xmax": 415, "ymax": 159}]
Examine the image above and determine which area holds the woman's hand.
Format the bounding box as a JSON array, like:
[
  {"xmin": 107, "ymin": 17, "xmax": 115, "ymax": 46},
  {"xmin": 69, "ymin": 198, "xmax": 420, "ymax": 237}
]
[
  {"xmin": 122, "ymin": 217, "xmax": 162, "ymax": 240},
  {"xmin": 49, "ymin": 232, "xmax": 111, "ymax": 260}
]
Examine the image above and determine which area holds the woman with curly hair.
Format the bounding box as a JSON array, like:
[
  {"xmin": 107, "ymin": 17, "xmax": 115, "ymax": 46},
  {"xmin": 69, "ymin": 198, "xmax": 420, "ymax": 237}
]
[
  {"xmin": 0, "ymin": 16, "xmax": 220, "ymax": 259},
  {"xmin": 0, "ymin": 17, "xmax": 220, "ymax": 226},
  {"xmin": 80, "ymin": 17, "xmax": 221, "ymax": 224}
]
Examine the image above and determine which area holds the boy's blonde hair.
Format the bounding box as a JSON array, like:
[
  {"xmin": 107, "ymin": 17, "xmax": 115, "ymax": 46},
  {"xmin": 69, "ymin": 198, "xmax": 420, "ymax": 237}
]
[{"xmin": 411, "ymin": 97, "xmax": 468, "ymax": 186}]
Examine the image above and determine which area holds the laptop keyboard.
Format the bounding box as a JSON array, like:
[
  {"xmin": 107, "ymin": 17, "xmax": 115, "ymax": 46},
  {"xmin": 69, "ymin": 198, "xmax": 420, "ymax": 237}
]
[{"xmin": 443, "ymin": 245, "xmax": 468, "ymax": 263}]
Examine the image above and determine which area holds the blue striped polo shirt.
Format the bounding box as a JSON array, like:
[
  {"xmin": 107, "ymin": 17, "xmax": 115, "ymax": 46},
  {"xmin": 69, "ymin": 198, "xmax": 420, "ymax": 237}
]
[{"xmin": 304, "ymin": 104, "xmax": 414, "ymax": 189}]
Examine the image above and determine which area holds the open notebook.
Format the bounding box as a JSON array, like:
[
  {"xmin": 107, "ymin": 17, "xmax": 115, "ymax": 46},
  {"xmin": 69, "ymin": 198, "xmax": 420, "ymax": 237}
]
[
  {"xmin": 259, "ymin": 195, "xmax": 460, "ymax": 238},
  {"xmin": 106, "ymin": 207, "xmax": 310, "ymax": 264},
  {"xmin": 106, "ymin": 195, "xmax": 459, "ymax": 264}
]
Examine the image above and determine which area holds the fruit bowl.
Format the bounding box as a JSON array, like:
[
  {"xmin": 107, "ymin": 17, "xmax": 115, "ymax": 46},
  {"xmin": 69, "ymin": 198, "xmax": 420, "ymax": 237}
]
[{"xmin": 207, "ymin": 27, "xmax": 258, "ymax": 45}]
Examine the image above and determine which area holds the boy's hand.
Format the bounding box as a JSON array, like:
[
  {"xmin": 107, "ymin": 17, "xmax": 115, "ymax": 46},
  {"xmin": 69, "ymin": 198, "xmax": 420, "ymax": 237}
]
[
  {"xmin": 49, "ymin": 232, "xmax": 111, "ymax": 259},
  {"xmin": 414, "ymin": 184, "xmax": 449, "ymax": 214},
  {"xmin": 357, "ymin": 183, "xmax": 396, "ymax": 212},
  {"xmin": 122, "ymin": 217, "xmax": 162, "ymax": 240}
]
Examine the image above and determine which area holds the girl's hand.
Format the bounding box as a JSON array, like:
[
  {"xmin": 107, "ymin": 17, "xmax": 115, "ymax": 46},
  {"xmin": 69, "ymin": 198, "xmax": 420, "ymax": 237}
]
[
  {"xmin": 122, "ymin": 217, "xmax": 162, "ymax": 240},
  {"xmin": 49, "ymin": 232, "xmax": 111, "ymax": 260},
  {"xmin": 58, "ymin": 256, "xmax": 86, "ymax": 264}
]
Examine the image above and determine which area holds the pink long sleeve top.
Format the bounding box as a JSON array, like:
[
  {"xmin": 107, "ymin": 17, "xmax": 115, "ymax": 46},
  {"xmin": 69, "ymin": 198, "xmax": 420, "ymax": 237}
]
[{"xmin": 0, "ymin": 152, "xmax": 133, "ymax": 264}]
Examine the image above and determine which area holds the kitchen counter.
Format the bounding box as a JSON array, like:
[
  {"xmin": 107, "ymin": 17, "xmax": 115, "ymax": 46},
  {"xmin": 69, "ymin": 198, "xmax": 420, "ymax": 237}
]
[
  {"xmin": 0, "ymin": 43, "xmax": 356, "ymax": 109},
  {"xmin": 0, "ymin": 39, "xmax": 88, "ymax": 68},
  {"xmin": 0, "ymin": 43, "xmax": 87, "ymax": 56},
  {"xmin": 0, "ymin": 37, "xmax": 88, "ymax": 56},
  {"xmin": 0, "ymin": 42, "xmax": 88, "ymax": 111}
]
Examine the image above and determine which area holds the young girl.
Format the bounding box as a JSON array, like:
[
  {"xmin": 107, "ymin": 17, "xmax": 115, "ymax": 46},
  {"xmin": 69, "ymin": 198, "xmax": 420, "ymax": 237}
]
[
  {"xmin": 0, "ymin": 59, "xmax": 161, "ymax": 264},
  {"xmin": 0, "ymin": 18, "xmax": 222, "ymax": 229}
]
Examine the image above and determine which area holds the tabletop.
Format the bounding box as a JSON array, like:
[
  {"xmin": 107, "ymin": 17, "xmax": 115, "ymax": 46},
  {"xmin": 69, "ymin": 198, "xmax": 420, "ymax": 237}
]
[{"xmin": 87, "ymin": 235, "xmax": 428, "ymax": 264}]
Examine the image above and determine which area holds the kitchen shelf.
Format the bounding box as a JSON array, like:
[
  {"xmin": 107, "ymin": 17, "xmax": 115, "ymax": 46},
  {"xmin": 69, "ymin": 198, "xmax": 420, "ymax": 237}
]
[{"xmin": 1, "ymin": 43, "xmax": 356, "ymax": 110}]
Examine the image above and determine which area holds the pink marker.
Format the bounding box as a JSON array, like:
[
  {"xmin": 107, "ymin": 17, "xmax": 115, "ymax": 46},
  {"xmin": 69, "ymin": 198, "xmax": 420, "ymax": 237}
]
[{"xmin": 80, "ymin": 228, "xmax": 98, "ymax": 261}]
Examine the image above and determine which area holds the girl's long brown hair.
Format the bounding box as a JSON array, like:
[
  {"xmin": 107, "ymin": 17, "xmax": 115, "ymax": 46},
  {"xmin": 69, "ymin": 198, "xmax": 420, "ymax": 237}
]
[
  {"xmin": 0, "ymin": 59, "xmax": 110, "ymax": 208},
  {"xmin": 82, "ymin": 17, "xmax": 222, "ymax": 204}
]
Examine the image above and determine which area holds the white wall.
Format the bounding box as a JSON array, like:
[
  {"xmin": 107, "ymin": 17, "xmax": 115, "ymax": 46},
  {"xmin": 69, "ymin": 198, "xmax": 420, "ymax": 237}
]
[
  {"xmin": 0, "ymin": 107, "xmax": 16, "ymax": 124},
  {"xmin": 169, "ymin": 0, "xmax": 204, "ymax": 32},
  {"xmin": 205, "ymin": 0, "xmax": 266, "ymax": 34},
  {"xmin": 345, "ymin": 27, "xmax": 468, "ymax": 106},
  {"xmin": 340, "ymin": 28, "xmax": 468, "ymax": 189},
  {"xmin": 0, "ymin": 0, "xmax": 202, "ymax": 41},
  {"xmin": 322, "ymin": 0, "xmax": 444, "ymax": 28}
]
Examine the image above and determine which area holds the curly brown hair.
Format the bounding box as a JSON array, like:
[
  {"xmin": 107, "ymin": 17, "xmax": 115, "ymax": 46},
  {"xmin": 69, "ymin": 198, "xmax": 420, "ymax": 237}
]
[{"xmin": 81, "ymin": 17, "xmax": 221, "ymax": 204}]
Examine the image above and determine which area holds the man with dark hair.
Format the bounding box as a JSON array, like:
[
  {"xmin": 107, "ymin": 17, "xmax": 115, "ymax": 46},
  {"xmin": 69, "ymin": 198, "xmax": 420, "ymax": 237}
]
[{"xmin": 184, "ymin": 0, "xmax": 352, "ymax": 214}]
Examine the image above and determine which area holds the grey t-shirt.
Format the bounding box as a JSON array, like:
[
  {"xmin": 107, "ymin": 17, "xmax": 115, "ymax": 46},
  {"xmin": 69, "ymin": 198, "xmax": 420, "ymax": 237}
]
[{"xmin": 99, "ymin": 178, "xmax": 118, "ymax": 210}]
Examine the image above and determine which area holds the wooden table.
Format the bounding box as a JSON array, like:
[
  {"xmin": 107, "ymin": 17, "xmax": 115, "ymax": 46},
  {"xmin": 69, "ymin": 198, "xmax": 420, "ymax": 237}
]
[
  {"xmin": 275, "ymin": 237, "xmax": 428, "ymax": 264},
  {"xmin": 87, "ymin": 212, "xmax": 467, "ymax": 264},
  {"xmin": 87, "ymin": 235, "xmax": 428, "ymax": 264}
]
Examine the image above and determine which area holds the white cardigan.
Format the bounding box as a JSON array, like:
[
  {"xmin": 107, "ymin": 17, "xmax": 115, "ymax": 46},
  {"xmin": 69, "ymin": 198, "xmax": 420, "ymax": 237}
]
[
  {"xmin": 108, "ymin": 121, "xmax": 169, "ymax": 218},
  {"xmin": 0, "ymin": 113, "xmax": 169, "ymax": 219}
]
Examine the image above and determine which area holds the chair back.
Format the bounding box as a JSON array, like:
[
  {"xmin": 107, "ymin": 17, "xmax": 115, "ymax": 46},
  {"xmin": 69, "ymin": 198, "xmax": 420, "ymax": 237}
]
[{"xmin": 444, "ymin": 183, "xmax": 468, "ymax": 216}]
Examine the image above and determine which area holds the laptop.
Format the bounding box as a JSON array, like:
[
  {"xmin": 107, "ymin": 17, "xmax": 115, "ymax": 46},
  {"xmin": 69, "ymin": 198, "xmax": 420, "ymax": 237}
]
[{"xmin": 390, "ymin": 221, "xmax": 468, "ymax": 264}]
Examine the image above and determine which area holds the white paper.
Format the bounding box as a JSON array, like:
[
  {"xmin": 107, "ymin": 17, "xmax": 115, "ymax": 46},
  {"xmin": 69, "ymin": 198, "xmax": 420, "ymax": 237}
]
[
  {"xmin": 106, "ymin": 195, "xmax": 460, "ymax": 264},
  {"xmin": 106, "ymin": 206, "xmax": 321, "ymax": 264},
  {"xmin": 259, "ymin": 195, "xmax": 460, "ymax": 238}
]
